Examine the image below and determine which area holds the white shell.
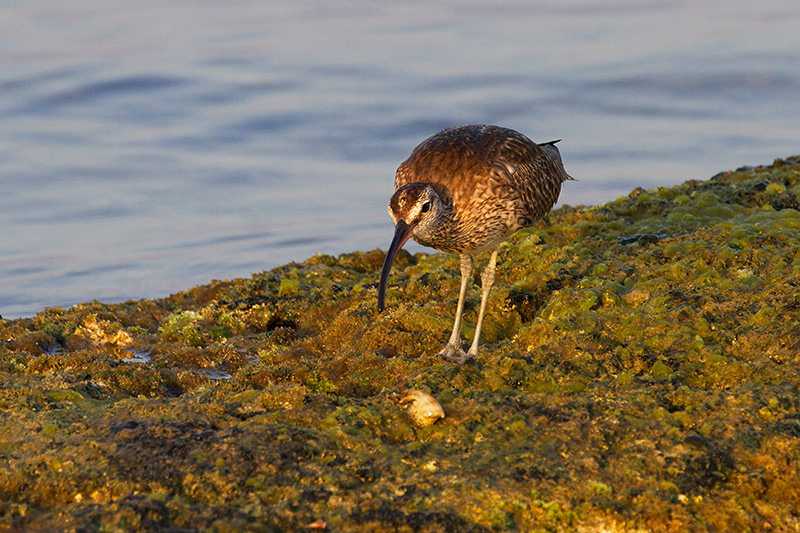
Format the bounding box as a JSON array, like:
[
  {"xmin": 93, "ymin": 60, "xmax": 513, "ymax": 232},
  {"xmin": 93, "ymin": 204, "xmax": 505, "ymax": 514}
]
[{"xmin": 396, "ymin": 389, "xmax": 445, "ymax": 428}]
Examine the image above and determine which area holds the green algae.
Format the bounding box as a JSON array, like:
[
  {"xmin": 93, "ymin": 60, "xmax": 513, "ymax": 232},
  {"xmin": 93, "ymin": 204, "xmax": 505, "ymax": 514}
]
[{"xmin": 1, "ymin": 157, "xmax": 800, "ymax": 531}]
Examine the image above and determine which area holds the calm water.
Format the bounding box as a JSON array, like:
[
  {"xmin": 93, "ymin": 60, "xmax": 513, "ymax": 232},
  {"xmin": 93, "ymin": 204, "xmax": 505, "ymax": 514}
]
[{"xmin": 2, "ymin": 0, "xmax": 799, "ymax": 318}]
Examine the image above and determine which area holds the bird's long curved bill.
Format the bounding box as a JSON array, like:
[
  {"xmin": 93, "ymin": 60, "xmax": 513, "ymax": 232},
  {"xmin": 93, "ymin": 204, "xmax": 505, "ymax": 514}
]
[{"xmin": 377, "ymin": 219, "xmax": 414, "ymax": 312}]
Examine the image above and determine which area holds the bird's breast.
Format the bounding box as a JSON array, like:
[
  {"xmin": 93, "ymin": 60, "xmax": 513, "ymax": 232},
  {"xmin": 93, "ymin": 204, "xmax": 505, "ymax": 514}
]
[{"xmin": 412, "ymin": 207, "xmax": 516, "ymax": 255}]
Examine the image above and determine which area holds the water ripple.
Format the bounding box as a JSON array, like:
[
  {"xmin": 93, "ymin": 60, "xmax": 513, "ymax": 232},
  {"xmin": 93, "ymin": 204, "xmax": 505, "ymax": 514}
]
[{"xmin": 47, "ymin": 75, "xmax": 187, "ymax": 106}]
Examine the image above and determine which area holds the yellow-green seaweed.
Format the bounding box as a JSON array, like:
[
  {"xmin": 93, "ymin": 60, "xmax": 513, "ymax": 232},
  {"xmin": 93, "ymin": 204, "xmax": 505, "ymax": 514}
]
[{"xmin": 1, "ymin": 157, "xmax": 800, "ymax": 531}]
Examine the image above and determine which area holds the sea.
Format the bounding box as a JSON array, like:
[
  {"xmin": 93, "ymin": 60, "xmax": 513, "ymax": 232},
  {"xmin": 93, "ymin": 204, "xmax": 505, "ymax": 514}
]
[{"xmin": 2, "ymin": 0, "xmax": 799, "ymax": 318}]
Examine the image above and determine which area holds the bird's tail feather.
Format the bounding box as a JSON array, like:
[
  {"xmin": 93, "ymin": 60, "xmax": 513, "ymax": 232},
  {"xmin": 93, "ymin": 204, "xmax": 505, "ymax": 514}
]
[{"xmin": 539, "ymin": 140, "xmax": 576, "ymax": 181}]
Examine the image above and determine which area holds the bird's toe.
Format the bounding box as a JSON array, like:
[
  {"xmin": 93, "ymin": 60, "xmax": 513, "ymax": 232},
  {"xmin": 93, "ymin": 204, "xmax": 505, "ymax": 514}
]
[
  {"xmin": 437, "ymin": 344, "xmax": 480, "ymax": 368},
  {"xmin": 437, "ymin": 342, "xmax": 466, "ymax": 362}
]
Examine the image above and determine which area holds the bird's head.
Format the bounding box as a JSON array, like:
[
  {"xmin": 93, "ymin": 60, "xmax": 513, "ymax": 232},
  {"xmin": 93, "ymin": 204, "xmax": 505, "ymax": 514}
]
[
  {"xmin": 388, "ymin": 182, "xmax": 442, "ymax": 233},
  {"xmin": 377, "ymin": 183, "xmax": 442, "ymax": 312}
]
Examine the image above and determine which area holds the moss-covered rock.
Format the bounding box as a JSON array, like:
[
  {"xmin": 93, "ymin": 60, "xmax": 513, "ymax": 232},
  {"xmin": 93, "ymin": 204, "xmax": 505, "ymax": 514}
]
[{"xmin": 1, "ymin": 157, "xmax": 800, "ymax": 531}]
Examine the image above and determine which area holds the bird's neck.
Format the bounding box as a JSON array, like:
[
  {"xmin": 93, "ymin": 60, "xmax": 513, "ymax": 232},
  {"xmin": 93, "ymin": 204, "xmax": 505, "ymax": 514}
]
[{"xmin": 413, "ymin": 204, "xmax": 459, "ymax": 252}]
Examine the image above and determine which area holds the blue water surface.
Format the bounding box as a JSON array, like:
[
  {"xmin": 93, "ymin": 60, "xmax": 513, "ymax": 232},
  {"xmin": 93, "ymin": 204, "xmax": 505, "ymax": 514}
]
[{"xmin": 1, "ymin": 0, "xmax": 799, "ymax": 317}]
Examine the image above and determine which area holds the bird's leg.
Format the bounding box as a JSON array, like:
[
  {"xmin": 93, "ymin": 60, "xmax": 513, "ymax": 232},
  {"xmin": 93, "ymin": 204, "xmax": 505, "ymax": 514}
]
[
  {"xmin": 467, "ymin": 248, "xmax": 499, "ymax": 358},
  {"xmin": 437, "ymin": 254, "xmax": 472, "ymax": 363}
]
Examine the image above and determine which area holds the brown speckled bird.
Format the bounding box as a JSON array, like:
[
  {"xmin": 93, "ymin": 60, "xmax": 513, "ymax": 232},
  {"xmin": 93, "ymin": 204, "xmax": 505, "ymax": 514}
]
[{"xmin": 377, "ymin": 124, "xmax": 573, "ymax": 365}]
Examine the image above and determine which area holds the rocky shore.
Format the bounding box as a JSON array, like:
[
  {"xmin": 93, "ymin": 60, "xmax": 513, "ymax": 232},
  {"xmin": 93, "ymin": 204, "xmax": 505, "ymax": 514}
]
[{"xmin": 2, "ymin": 156, "xmax": 799, "ymax": 531}]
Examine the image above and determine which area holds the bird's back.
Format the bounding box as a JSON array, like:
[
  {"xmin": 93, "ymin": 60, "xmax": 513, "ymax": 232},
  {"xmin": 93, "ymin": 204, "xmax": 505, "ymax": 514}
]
[{"xmin": 395, "ymin": 124, "xmax": 571, "ymax": 253}]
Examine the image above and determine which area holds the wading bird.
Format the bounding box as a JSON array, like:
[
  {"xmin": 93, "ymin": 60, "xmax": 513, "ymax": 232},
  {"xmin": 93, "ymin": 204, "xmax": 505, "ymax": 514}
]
[{"xmin": 377, "ymin": 124, "xmax": 572, "ymax": 365}]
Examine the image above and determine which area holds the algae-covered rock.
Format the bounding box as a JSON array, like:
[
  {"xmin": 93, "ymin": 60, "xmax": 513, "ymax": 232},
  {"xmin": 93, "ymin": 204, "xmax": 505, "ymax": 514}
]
[{"xmin": 1, "ymin": 157, "xmax": 800, "ymax": 531}]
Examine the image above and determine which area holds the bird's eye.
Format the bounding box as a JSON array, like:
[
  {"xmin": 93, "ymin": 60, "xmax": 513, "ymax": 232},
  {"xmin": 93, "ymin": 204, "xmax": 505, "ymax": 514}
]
[{"xmin": 421, "ymin": 201, "xmax": 431, "ymax": 213}]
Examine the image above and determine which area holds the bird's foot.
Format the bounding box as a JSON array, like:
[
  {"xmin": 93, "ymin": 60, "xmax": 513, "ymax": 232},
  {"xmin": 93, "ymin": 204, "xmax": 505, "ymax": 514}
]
[
  {"xmin": 437, "ymin": 341, "xmax": 467, "ymax": 363},
  {"xmin": 437, "ymin": 343, "xmax": 481, "ymax": 370}
]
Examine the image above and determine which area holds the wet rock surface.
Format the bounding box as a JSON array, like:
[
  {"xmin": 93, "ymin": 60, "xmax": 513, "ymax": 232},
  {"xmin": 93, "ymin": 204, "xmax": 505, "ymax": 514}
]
[{"xmin": 2, "ymin": 157, "xmax": 800, "ymax": 531}]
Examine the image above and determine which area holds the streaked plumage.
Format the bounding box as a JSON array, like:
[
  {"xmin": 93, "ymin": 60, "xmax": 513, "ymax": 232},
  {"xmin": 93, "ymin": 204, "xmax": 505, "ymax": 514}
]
[{"xmin": 378, "ymin": 124, "xmax": 573, "ymax": 364}]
